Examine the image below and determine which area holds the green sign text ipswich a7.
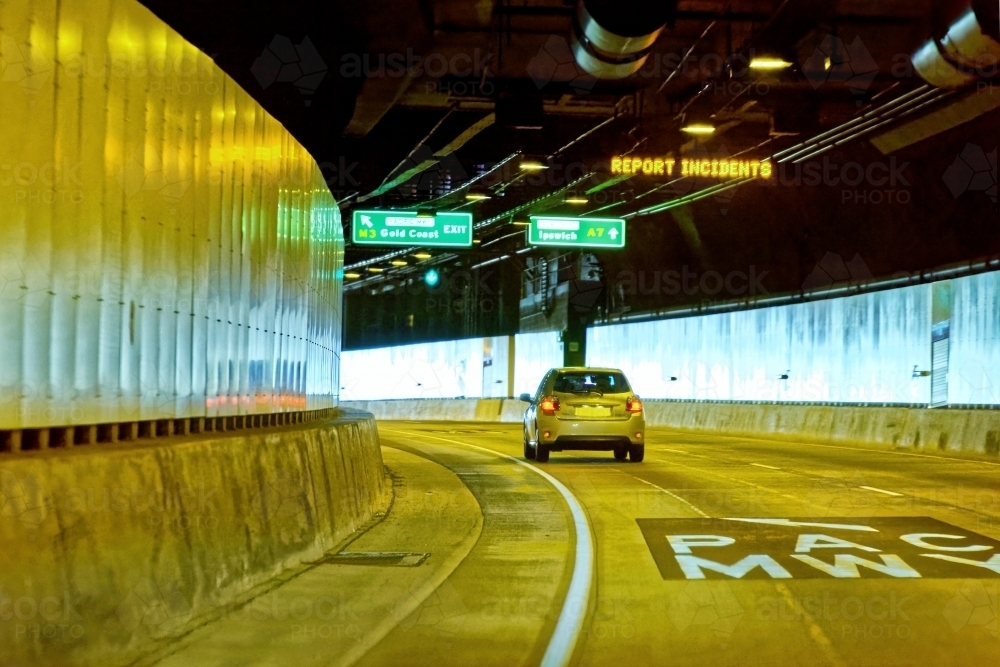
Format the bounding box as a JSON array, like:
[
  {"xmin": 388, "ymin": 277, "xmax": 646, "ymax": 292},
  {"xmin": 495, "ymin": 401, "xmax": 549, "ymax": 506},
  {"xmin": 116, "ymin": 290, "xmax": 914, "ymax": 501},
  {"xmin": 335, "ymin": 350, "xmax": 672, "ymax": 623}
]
[{"xmin": 527, "ymin": 216, "xmax": 626, "ymax": 249}]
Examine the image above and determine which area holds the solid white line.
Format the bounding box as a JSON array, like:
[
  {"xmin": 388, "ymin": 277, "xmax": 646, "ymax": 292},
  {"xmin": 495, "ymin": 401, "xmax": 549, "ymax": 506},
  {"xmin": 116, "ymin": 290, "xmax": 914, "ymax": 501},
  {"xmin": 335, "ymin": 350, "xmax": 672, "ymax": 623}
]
[
  {"xmin": 387, "ymin": 429, "xmax": 593, "ymax": 667},
  {"xmin": 859, "ymin": 485, "xmax": 904, "ymax": 497},
  {"xmin": 774, "ymin": 582, "xmax": 847, "ymax": 667},
  {"xmin": 751, "ymin": 463, "xmax": 781, "ymax": 470},
  {"xmin": 661, "ymin": 448, "xmax": 690, "ymax": 455}
]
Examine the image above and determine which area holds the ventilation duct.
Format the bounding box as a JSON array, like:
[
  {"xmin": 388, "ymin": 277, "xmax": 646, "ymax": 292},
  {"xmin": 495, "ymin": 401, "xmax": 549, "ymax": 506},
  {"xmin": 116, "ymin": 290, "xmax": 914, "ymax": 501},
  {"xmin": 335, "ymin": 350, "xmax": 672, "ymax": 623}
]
[
  {"xmin": 912, "ymin": 1, "xmax": 1000, "ymax": 88},
  {"xmin": 571, "ymin": 0, "xmax": 675, "ymax": 79}
]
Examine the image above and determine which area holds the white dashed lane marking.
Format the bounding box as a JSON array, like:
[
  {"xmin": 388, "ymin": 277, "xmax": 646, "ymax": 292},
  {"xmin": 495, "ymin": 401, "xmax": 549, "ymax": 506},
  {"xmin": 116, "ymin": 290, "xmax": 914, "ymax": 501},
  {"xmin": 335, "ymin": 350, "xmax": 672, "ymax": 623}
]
[
  {"xmin": 621, "ymin": 471, "xmax": 710, "ymax": 518},
  {"xmin": 859, "ymin": 485, "xmax": 905, "ymax": 497}
]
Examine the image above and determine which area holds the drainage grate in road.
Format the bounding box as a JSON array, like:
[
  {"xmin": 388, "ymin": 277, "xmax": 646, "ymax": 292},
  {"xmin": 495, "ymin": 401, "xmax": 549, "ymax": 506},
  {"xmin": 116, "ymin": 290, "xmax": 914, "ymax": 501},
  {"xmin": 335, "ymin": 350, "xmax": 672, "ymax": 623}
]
[{"xmin": 310, "ymin": 552, "xmax": 430, "ymax": 567}]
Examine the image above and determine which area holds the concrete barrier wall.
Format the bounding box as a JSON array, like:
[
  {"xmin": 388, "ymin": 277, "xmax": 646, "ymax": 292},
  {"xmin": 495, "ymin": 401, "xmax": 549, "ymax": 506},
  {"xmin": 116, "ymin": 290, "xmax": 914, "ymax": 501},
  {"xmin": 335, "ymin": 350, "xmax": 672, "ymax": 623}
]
[
  {"xmin": 348, "ymin": 399, "xmax": 1000, "ymax": 456},
  {"xmin": 0, "ymin": 409, "xmax": 386, "ymax": 667},
  {"xmin": 641, "ymin": 402, "xmax": 1000, "ymax": 456}
]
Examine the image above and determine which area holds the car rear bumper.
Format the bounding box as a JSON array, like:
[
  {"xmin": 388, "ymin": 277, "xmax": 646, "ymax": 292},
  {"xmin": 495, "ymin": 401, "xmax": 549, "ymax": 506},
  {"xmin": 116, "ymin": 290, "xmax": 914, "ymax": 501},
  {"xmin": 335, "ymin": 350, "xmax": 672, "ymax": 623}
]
[{"xmin": 537, "ymin": 414, "xmax": 645, "ymax": 449}]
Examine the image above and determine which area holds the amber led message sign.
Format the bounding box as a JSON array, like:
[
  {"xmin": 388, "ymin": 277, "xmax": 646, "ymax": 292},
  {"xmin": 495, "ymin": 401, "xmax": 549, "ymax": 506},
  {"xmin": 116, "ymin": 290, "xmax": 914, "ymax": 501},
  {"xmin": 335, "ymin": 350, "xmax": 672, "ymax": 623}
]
[{"xmin": 611, "ymin": 156, "xmax": 774, "ymax": 179}]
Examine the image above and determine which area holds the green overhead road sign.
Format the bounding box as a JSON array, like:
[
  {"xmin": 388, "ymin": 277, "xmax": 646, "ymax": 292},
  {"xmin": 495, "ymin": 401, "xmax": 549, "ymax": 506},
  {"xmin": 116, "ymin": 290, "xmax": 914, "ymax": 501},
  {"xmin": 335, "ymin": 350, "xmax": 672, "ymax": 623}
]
[
  {"xmin": 528, "ymin": 216, "xmax": 626, "ymax": 249},
  {"xmin": 352, "ymin": 210, "xmax": 474, "ymax": 247}
]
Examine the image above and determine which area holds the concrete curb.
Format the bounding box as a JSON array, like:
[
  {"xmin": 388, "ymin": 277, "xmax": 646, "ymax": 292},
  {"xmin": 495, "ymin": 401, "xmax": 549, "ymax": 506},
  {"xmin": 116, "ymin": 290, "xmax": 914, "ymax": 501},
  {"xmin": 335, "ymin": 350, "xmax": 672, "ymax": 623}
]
[{"xmin": 0, "ymin": 409, "xmax": 386, "ymax": 667}]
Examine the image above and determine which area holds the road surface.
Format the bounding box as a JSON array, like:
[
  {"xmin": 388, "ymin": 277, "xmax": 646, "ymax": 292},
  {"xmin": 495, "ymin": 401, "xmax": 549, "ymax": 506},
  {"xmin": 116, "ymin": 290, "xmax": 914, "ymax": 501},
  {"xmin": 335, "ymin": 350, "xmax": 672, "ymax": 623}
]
[{"xmin": 151, "ymin": 422, "xmax": 1000, "ymax": 667}]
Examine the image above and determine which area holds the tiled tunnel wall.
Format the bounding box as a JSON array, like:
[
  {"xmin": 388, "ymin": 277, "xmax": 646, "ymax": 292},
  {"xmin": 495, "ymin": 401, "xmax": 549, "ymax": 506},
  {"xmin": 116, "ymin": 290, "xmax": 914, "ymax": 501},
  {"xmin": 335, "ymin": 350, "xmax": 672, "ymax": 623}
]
[
  {"xmin": 0, "ymin": 0, "xmax": 344, "ymax": 430},
  {"xmin": 589, "ymin": 272, "xmax": 1000, "ymax": 406},
  {"xmin": 343, "ymin": 271, "xmax": 1000, "ymax": 407}
]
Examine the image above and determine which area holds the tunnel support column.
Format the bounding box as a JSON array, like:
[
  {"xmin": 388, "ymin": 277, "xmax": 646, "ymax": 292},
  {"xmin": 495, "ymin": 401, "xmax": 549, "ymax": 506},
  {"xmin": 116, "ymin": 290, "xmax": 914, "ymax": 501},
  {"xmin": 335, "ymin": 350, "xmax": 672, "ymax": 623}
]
[{"xmin": 562, "ymin": 319, "xmax": 587, "ymax": 367}]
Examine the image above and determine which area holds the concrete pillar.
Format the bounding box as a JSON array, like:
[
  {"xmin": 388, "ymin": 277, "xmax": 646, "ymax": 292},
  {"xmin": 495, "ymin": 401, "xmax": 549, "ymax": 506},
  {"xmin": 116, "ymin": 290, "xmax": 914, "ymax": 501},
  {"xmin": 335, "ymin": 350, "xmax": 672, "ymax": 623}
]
[
  {"xmin": 119, "ymin": 422, "xmax": 137, "ymax": 441},
  {"xmin": 52, "ymin": 427, "xmax": 74, "ymax": 448},
  {"xmin": 76, "ymin": 425, "xmax": 97, "ymax": 445},
  {"xmin": 3, "ymin": 431, "xmax": 22, "ymax": 453}
]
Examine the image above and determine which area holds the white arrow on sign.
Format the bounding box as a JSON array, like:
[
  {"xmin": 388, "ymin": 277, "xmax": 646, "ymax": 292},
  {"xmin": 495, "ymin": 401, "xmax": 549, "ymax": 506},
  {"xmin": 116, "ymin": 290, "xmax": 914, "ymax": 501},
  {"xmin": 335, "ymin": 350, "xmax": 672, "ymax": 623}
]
[
  {"xmin": 608, "ymin": 228, "xmax": 619, "ymax": 240},
  {"xmin": 361, "ymin": 215, "xmax": 374, "ymax": 228},
  {"xmin": 722, "ymin": 518, "xmax": 879, "ymax": 532}
]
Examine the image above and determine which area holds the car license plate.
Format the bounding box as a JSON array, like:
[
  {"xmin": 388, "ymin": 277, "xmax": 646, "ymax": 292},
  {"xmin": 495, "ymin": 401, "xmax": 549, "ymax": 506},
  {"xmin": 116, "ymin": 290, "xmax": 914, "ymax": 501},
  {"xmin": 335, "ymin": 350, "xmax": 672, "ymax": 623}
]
[{"xmin": 576, "ymin": 406, "xmax": 611, "ymax": 418}]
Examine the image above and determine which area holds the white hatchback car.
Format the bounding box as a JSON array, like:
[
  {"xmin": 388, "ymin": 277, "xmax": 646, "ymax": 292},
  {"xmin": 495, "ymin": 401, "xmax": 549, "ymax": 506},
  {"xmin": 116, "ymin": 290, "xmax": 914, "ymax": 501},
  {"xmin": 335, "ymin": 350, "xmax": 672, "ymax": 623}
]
[{"xmin": 520, "ymin": 367, "xmax": 645, "ymax": 463}]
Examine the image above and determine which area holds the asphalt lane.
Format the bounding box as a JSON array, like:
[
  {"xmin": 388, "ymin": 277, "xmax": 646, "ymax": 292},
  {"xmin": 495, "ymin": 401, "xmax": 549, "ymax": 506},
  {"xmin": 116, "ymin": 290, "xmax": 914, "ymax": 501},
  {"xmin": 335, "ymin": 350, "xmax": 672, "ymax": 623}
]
[
  {"xmin": 148, "ymin": 421, "xmax": 1000, "ymax": 667},
  {"xmin": 375, "ymin": 422, "xmax": 1000, "ymax": 667}
]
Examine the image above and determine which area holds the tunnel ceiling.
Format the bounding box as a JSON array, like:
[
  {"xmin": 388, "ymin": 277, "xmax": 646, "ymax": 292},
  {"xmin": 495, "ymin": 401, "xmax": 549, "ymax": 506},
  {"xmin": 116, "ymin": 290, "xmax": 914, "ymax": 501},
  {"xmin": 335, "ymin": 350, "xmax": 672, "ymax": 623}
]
[{"xmin": 139, "ymin": 0, "xmax": 999, "ymax": 301}]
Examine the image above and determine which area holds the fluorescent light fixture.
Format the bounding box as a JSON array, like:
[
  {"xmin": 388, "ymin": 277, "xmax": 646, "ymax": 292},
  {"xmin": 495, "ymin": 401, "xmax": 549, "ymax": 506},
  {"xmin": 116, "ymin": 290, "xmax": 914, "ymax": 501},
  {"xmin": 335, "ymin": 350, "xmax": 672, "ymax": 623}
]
[
  {"xmin": 367, "ymin": 267, "xmax": 384, "ymax": 273},
  {"xmin": 681, "ymin": 123, "xmax": 715, "ymax": 135},
  {"xmin": 565, "ymin": 195, "xmax": 589, "ymax": 204},
  {"xmin": 390, "ymin": 260, "xmax": 408, "ymax": 267},
  {"xmin": 472, "ymin": 239, "xmax": 481, "ymax": 244},
  {"xmin": 749, "ymin": 57, "xmax": 792, "ymax": 70},
  {"xmin": 511, "ymin": 221, "xmax": 530, "ymax": 226},
  {"xmin": 416, "ymin": 209, "xmax": 435, "ymax": 219},
  {"xmin": 520, "ymin": 160, "xmax": 548, "ymax": 171},
  {"xmin": 414, "ymin": 252, "xmax": 432, "ymax": 260},
  {"xmin": 465, "ymin": 192, "xmax": 492, "ymax": 201},
  {"xmin": 344, "ymin": 272, "xmax": 361, "ymax": 279}
]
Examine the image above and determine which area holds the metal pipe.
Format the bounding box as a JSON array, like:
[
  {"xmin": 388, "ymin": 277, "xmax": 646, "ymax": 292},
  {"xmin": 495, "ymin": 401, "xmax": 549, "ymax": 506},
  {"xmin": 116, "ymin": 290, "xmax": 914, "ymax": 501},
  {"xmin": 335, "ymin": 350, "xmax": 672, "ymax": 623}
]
[
  {"xmin": 913, "ymin": 7, "xmax": 1000, "ymax": 88},
  {"xmin": 571, "ymin": 0, "xmax": 673, "ymax": 80}
]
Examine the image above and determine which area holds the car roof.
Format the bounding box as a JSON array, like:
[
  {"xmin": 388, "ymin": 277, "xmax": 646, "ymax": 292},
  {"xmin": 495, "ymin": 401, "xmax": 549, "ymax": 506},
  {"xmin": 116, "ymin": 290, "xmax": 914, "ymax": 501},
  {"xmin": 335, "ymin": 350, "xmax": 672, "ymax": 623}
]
[{"xmin": 552, "ymin": 367, "xmax": 625, "ymax": 374}]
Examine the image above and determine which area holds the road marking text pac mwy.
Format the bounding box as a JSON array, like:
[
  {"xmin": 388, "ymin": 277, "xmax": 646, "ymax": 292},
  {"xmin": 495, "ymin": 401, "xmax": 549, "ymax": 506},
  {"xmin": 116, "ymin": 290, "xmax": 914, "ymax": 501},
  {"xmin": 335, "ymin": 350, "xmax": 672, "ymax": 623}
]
[{"xmin": 637, "ymin": 517, "xmax": 1000, "ymax": 580}]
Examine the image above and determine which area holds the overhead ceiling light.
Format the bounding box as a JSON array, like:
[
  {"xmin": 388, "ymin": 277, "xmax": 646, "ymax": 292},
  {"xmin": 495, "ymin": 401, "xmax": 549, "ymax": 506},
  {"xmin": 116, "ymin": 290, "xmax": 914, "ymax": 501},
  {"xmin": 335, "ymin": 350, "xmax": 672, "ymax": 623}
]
[
  {"xmin": 414, "ymin": 252, "xmax": 432, "ymax": 260},
  {"xmin": 391, "ymin": 260, "xmax": 408, "ymax": 267},
  {"xmin": 472, "ymin": 239, "xmax": 481, "ymax": 244},
  {"xmin": 367, "ymin": 267, "xmax": 384, "ymax": 273},
  {"xmin": 749, "ymin": 57, "xmax": 792, "ymax": 70},
  {"xmin": 344, "ymin": 272, "xmax": 361, "ymax": 279},
  {"xmin": 680, "ymin": 123, "xmax": 716, "ymax": 135},
  {"xmin": 416, "ymin": 208, "xmax": 436, "ymax": 219},
  {"xmin": 565, "ymin": 194, "xmax": 589, "ymax": 205},
  {"xmin": 465, "ymin": 192, "xmax": 492, "ymax": 201},
  {"xmin": 511, "ymin": 220, "xmax": 530, "ymax": 226},
  {"xmin": 520, "ymin": 160, "xmax": 548, "ymax": 171}
]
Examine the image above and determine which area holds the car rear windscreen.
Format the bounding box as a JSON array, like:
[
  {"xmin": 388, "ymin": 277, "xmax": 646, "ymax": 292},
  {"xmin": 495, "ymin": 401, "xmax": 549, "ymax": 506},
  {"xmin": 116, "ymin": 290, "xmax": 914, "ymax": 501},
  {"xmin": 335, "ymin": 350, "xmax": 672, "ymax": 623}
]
[{"xmin": 554, "ymin": 372, "xmax": 631, "ymax": 394}]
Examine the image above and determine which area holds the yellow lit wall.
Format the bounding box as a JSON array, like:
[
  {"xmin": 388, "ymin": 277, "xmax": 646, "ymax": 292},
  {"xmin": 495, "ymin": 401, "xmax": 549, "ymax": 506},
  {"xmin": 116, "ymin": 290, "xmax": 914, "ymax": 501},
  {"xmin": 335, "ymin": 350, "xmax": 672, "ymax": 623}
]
[{"xmin": 0, "ymin": 0, "xmax": 343, "ymax": 428}]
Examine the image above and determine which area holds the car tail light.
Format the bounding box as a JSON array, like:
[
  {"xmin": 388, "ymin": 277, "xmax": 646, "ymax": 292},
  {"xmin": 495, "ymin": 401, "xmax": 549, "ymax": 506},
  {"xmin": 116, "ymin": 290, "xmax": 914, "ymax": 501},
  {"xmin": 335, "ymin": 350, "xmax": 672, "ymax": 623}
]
[
  {"xmin": 539, "ymin": 396, "xmax": 560, "ymax": 415},
  {"xmin": 626, "ymin": 396, "xmax": 643, "ymax": 414}
]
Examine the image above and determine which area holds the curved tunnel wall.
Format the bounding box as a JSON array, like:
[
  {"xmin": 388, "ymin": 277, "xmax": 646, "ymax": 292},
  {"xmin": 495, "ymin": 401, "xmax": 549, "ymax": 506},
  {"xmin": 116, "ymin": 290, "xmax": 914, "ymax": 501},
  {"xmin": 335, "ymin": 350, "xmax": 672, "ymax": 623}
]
[
  {"xmin": 0, "ymin": 0, "xmax": 343, "ymax": 430},
  {"xmin": 588, "ymin": 271, "xmax": 1000, "ymax": 406},
  {"xmin": 341, "ymin": 270, "xmax": 1000, "ymax": 408},
  {"xmin": 340, "ymin": 332, "xmax": 563, "ymax": 401}
]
